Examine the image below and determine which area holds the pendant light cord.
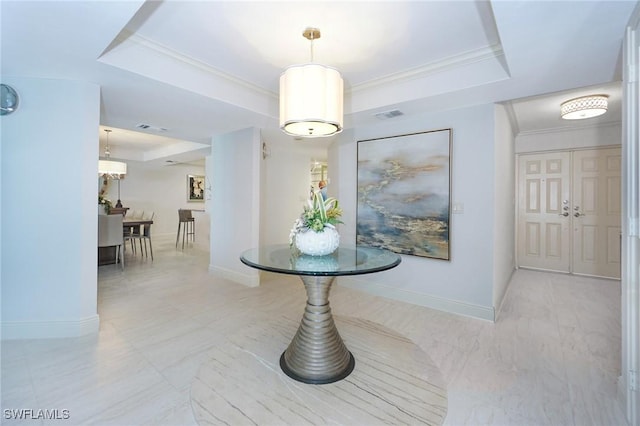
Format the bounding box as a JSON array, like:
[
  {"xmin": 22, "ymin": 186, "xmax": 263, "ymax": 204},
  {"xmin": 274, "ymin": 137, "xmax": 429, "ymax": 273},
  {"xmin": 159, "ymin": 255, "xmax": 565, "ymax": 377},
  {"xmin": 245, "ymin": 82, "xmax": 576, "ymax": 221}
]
[
  {"xmin": 104, "ymin": 129, "xmax": 112, "ymax": 158},
  {"xmin": 303, "ymin": 28, "xmax": 320, "ymax": 63}
]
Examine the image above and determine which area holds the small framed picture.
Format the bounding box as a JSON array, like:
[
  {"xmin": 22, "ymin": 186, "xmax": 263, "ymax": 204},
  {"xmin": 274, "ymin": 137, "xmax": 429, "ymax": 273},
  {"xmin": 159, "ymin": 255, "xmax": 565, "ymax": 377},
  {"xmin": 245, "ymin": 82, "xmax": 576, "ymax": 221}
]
[{"xmin": 187, "ymin": 175, "xmax": 205, "ymax": 202}]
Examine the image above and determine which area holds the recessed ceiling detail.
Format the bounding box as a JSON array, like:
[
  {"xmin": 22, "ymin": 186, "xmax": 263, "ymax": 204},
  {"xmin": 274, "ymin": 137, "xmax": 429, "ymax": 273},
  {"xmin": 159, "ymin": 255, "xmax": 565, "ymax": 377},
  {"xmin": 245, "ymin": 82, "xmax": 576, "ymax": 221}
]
[{"xmin": 2, "ymin": 1, "xmax": 635, "ymax": 162}]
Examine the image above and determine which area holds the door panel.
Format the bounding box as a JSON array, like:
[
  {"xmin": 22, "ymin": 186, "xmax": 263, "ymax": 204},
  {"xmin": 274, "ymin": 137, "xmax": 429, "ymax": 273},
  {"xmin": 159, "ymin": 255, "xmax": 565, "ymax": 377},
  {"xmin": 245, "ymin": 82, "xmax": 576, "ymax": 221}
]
[
  {"xmin": 546, "ymin": 223, "xmax": 563, "ymax": 258},
  {"xmin": 517, "ymin": 148, "xmax": 621, "ymax": 279},
  {"xmin": 518, "ymin": 152, "xmax": 571, "ymax": 272},
  {"xmin": 525, "ymin": 222, "xmax": 540, "ymax": 256},
  {"xmin": 572, "ymin": 148, "xmax": 621, "ymax": 278}
]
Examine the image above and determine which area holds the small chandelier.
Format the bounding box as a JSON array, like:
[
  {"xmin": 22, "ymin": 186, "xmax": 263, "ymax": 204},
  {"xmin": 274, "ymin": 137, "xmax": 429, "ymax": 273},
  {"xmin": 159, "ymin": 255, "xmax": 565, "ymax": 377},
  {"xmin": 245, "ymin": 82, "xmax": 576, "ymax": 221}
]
[
  {"xmin": 280, "ymin": 28, "xmax": 343, "ymax": 137},
  {"xmin": 560, "ymin": 95, "xmax": 608, "ymax": 120},
  {"xmin": 98, "ymin": 129, "xmax": 127, "ymax": 178}
]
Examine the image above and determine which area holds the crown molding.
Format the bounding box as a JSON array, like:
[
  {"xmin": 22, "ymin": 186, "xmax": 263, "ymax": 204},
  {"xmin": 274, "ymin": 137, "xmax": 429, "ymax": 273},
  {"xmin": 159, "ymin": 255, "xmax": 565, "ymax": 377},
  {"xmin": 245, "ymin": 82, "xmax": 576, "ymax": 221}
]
[
  {"xmin": 349, "ymin": 44, "xmax": 506, "ymax": 94},
  {"xmin": 119, "ymin": 31, "xmax": 278, "ymax": 99},
  {"xmin": 115, "ymin": 32, "xmax": 506, "ymax": 103}
]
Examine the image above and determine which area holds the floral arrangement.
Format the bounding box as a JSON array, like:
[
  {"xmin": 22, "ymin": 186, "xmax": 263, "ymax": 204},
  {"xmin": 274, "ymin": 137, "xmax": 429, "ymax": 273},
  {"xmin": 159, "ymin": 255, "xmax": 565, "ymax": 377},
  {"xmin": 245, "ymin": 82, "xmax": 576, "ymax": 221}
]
[
  {"xmin": 98, "ymin": 193, "xmax": 112, "ymax": 214},
  {"xmin": 289, "ymin": 192, "xmax": 343, "ymax": 245}
]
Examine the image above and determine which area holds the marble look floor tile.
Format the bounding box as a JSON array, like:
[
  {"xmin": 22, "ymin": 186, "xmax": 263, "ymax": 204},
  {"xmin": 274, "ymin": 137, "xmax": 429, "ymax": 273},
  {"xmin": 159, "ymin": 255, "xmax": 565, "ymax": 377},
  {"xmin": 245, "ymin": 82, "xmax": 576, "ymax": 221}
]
[
  {"xmin": 158, "ymin": 348, "xmax": 218, "ymax": 392},
  {"xmin": 1, "ymin": 347, "xmax": 32, "ymax": 393},
  {"xmin": 115, "ymin": 316, "xmax": 206, "ymax": 351},
  {"xmin": 568, "ymin": 384, "xmax": 628, "ymax": 426},
  {"xmin": 136, "ymin": 327, "xmax": 219, "ymax": 372},
  {"xmin": 411, "ymin": 338, "xmax": 469, "ymax": 387},
  {"xmin": 78, "ymin": 380, "xmax": 184, "ymax": 426},
  {"xmin": 558, "ymin": 324, "xmax": 620, "ymax": 364},
  {"xmin": 33, "ymin": 350, "xmax": 166, "ymax": 419},
  {"xmin": 192, "ymin": 316, "xmax": 447, "ymax": 426},
  {"xmin": 1, "ymin": 363, "xmax": 39, "ymax": 423},
  {"xmin": 1, "ymin": 236, "xmax": 626, "ymax": 425}
]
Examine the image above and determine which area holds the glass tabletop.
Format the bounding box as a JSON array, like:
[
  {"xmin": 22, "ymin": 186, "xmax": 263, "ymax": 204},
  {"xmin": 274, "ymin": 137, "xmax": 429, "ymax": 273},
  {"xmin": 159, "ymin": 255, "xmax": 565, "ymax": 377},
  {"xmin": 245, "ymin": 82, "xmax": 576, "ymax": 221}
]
[{"xmin": 240, "ymin": 244, "xmax": 401, "ymax": 276}]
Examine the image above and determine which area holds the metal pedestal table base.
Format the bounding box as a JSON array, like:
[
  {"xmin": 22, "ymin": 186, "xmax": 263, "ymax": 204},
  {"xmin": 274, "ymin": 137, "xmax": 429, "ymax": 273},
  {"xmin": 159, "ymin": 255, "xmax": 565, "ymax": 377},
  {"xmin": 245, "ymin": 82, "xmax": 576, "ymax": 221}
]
[{"xmin": 280, "ymin": 275, "xmax": 355, "ymax": 384}]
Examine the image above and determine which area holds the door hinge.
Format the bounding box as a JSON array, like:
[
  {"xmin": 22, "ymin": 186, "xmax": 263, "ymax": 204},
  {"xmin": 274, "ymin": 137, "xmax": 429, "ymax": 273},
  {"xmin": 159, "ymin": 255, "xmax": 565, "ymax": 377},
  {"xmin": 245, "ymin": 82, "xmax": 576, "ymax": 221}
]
[{"xmin": 630, "ymin": 370, "xmax": 639, "ymax": 392}]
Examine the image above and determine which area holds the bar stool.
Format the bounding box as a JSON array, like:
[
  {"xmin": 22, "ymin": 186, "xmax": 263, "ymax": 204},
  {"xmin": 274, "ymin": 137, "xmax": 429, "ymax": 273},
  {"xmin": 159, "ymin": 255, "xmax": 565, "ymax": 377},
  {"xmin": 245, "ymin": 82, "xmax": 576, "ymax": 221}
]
[{"xmin": 176, "ymin": 209, "xmax": 195, "ymax": 249}]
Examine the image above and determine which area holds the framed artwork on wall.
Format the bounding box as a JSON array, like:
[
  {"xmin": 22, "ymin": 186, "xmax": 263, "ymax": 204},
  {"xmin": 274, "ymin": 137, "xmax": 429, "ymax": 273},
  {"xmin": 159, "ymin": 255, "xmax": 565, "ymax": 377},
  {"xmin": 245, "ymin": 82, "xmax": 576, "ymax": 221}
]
[
  {"xmin": 357, "ymin": 128, "xmax": 452, "ymax": 260},
  {"xmin": 188, "ymin": 174, "xmax": 205, "ymax": 202}
]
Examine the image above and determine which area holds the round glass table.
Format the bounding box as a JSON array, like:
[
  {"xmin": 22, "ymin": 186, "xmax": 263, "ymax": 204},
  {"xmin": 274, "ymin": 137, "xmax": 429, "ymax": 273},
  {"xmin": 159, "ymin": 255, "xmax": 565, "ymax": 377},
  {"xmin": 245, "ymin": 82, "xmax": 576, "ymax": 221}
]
[{"xmin": 240, "ymin": 244, "xmax": 401, "ymax": 384}]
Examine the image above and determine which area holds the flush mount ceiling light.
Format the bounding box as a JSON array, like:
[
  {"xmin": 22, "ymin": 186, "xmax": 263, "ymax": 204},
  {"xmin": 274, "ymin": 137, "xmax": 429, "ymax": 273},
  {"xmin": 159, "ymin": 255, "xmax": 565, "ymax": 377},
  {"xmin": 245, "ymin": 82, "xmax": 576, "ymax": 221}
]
[
  {"xmin": 98, "ymin": 129, "xmax": 127, "ymax": 178},
  {"xmin": 560, "ymin": 95, "xmax": 608, "ymax": 120},
  {"xmin": 280, "ymin": 28, "xmax": 343, "ymax": 138}
]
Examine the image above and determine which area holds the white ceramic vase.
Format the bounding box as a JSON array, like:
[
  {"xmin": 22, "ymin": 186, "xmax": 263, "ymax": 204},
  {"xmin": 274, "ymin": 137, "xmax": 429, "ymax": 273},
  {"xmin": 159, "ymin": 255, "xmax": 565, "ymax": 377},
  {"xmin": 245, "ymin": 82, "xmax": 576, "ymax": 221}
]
[{"xmin": 295, "ymin": 227, "xmax": 340, "ymax": 256}]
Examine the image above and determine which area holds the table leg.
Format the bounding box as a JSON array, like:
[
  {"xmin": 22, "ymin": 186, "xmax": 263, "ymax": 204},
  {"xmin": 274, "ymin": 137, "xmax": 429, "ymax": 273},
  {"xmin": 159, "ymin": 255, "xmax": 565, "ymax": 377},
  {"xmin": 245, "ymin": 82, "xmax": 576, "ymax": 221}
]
[{"xmin": 280, "ymin": 275, "xmax": 355, "ymax": 384}]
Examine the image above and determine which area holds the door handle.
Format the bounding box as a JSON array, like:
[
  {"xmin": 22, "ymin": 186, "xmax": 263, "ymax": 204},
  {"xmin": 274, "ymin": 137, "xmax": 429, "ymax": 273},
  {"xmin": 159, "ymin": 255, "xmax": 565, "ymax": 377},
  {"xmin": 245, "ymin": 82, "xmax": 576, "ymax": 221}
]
[
  {"xmin": 574, "ymin": 212, "xmax": 582, "ymax": 217},
  {"xmin": 559, "ymin": 212, "xmax": 569, "ymax": 217}
]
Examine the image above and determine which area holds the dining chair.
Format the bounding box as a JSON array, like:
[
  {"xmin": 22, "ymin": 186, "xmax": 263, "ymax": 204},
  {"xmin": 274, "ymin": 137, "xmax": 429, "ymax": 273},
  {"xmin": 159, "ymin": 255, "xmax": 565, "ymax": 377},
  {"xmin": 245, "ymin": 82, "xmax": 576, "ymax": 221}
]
[
  {"xmin": 139, "ymin": 221, "xmax": 154, "ymax": 260},
  {"xmin": 123, "ymin": 224, "xmax": 138, "ymax": 254},
  {"xmin": 98, "ymin": 214, "xmax": 124, "ymax": 270},
  {"xmin": 135, "ymin": 212, "xmax": 154, "ymax": 260},
  {"xmin": 123, "ymin": 211, "xmax": 141, "ymax": 255},
  {"xmin": 176, "ymin": 209, "xmax": 195, "ymax": 249},
  {"xmin": 129, "ymin": 210, "xmax": 144, "ymax": 220}
]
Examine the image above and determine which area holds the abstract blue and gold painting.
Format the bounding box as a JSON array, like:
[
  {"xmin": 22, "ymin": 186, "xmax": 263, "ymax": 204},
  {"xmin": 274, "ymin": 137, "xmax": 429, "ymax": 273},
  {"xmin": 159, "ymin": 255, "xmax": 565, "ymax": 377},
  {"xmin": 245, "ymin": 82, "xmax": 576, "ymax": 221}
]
[{"xmin": 357, "ymin": 129, "xmax": 451, "ymax": 260}]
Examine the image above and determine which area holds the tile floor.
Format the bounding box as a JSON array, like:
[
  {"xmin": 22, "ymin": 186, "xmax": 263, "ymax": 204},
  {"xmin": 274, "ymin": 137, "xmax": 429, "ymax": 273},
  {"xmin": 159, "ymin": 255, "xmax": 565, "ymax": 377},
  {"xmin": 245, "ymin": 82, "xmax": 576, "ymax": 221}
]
[{"xmin": 1, "ymin": 235, "xmax": 627, "ymax": 425}]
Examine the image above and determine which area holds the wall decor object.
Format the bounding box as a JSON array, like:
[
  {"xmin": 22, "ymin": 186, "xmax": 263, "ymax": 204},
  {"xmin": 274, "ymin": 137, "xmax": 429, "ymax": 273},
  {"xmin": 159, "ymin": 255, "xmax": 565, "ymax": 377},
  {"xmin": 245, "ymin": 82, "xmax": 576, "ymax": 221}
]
[
  {"xmin": 188, "ymin": 175, "xmax": 205, "ymax": 202},
  {"xmin": 357, "ymin": 128, "xmax": 452, "ymax": 260}
]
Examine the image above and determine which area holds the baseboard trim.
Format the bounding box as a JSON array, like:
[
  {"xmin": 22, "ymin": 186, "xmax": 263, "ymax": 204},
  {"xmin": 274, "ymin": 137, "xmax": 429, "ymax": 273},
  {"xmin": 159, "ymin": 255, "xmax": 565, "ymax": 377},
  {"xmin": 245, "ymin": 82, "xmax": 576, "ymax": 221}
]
[
  {"xmin": 1, "ymin": 315, "xmax": 100, "ymax": 340},
  {"xmin": 338, "ymin": 277, "xmax": 495, "ymax": 322},
  {"xmin": 209, "ymin": 265, "xmax": 259, "ymax": 288},
  {"xmin": 616, "ymin": 375, "xmax": 628, "ymax": 425},
  {"xmin": 494, "ymin": 268, "xmax": 516, "ymax": 322}
]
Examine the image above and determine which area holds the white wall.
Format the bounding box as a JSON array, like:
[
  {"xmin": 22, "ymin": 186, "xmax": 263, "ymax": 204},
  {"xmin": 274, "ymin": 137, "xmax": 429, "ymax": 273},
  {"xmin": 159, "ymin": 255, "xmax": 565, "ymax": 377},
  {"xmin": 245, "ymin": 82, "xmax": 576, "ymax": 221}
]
[
  {"xmin": 1, "ymin": 77, "xmax": 100, "ymax": 339},
  {"xmin": 209, "ymin": 128, "xmax": 261, "ymax": 287},
  {"xmin": 260, "ymin": 137, "xmax": 322, "ymax": 246},
  {"xmin": 101, "ymin": 160, "xmax": 209, "ymax": 240},
  {"xmin": 493, "ymin": 104, "xmax": 516, "ymax": 311},
  {"xmin": 333, "ymin": 104, "xmax": 499, "ymax": 320}
]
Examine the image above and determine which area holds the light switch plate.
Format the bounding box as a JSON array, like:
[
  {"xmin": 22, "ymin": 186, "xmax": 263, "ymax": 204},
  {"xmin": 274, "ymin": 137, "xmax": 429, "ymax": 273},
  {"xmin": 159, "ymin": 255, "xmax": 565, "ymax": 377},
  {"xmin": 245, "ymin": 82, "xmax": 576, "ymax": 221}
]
[{"xmin": 452, "ymin": 202, "xmax": 464, "ymax": 214}]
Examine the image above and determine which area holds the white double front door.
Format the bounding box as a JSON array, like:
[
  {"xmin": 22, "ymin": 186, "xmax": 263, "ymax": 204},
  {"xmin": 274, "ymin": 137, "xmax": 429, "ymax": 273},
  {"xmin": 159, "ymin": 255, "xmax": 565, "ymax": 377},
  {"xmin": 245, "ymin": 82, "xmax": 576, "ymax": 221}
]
[{"xmin": 517, "ymin": 147, "xmax": 621, "ymax": 279}]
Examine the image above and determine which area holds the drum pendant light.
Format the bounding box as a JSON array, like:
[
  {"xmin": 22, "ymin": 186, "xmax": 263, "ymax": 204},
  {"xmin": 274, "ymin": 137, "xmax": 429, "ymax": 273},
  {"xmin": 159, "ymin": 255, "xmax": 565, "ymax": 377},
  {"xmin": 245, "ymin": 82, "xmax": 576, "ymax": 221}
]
[{"xmin": 280, "ymin": 28, "xmax": 343, "ymax": 137}]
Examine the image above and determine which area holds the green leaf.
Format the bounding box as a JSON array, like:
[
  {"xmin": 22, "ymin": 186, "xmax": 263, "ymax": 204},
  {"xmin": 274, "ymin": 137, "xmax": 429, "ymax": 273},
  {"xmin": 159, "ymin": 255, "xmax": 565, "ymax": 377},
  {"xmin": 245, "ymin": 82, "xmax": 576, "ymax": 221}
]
[{"xmin": 314, "ymin": 192, "xmax": 327, "ymax": 222}]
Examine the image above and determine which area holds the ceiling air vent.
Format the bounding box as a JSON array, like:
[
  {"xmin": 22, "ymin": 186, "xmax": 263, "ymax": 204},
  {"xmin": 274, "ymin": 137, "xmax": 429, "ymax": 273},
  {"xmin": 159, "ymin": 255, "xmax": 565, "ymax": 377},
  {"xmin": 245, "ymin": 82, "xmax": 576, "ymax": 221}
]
[
  {"xmin": 136, "ymin": 123, "xmax": 168, "ymax": 132},
  {"xmin": 373, "ymin": 109, "xmax": 404, "ymax": 120}
]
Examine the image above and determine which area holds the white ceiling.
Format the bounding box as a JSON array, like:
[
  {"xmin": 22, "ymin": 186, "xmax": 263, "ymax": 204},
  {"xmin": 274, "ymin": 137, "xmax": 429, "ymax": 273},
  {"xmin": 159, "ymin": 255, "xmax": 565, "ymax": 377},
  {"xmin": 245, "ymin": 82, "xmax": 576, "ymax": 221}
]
[{"xmin": 2, "ymin": 1, "xmax": 636, "ymax": 165}]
